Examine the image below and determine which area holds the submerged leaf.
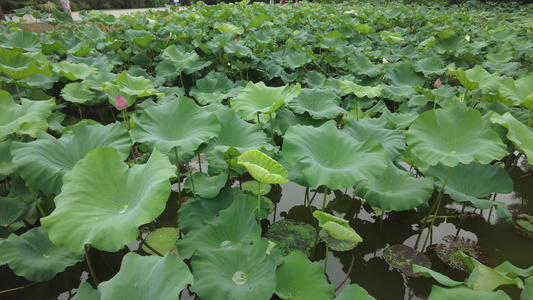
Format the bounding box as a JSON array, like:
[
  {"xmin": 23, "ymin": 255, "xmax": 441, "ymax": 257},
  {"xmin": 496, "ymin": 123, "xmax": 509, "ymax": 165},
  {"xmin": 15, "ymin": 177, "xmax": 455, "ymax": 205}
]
[
  {"xmin": 434, "ymin": 235, "xmax": 489, "ymax": 273},
  {"xmin": 383, "ymin": 245, "xmax": 431, "ymax": 277},
  {"xmin": 264, "ymin": 219, "xmax": 316, "ymax": 256},
  {"xmin": 141, "ymin": 227, "xmax": 180, "ymax": 255}
]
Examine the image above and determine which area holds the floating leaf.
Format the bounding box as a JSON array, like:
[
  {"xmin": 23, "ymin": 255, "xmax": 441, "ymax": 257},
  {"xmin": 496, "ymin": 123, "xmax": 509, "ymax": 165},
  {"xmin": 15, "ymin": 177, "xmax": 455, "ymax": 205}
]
[
  {"xmin": 275, "ymin": 251, "xmax": 334, "ymax": 299},
  {"xmin": 41, "ymin": 148, "xmax": 176, "ymax": 252},
  {"xmin": 434, "ymin": 235, "xmax": 489, "ymax": 273},
  {"xmin": 383, "ymin": 245, "xmax": 431, "ymax": 277},
  {"xmin": 141, "ymin": 227, "xmax": 180, "ymax": 255},
  {"xmin": 335, "ymin": 284, "xmax": 376, "ymax": 300},
  {"xmin": 98, "ymin": 252, "xmax": 193, "ymax": 299},
  {"xmin": 264, "ymin": 219, "xmax": 316, "ymax": 256},
  {"xmin": 0, "ymin": 227, "xmax": 84, "ymax": 281}
]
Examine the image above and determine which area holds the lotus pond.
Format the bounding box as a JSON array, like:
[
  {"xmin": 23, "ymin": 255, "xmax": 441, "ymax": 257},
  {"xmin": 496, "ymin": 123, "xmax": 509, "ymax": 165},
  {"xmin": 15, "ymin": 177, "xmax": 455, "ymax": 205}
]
[{"xmin": 1, "ymin": 1, "xmax": 533, "ymax": 299}]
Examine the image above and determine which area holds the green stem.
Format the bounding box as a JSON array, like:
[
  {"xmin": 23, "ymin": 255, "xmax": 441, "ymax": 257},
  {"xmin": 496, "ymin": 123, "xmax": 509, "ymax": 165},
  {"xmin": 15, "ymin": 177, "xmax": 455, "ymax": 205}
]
[
  {"xmin": 227, "ymin": 154, "xmax": 232, "ymax": 185},
  {"xmin": 0, "ymin": 282, "xmax": 37, "ymax": 294},
  {"xmin": 507, "ymin": 152, "xmax": 523, "ymax": 174},
  {"xmin": 269, "ymin": 113, "xmax": 275, "ymax": 146},
  {"xmin": 257, "ymin": 112, "xmax": 261, "ymax": 124},
  {"xmin": 433, "ymin": 88, "xmax": 439, "ymax": 110},
  {"xmin": 190, "ymin": 172, "xmax": 196, "ymax": 197},
  {"xmin": 198, "ymin": 154, "xmax": 202, "ymax": 172},
  {"xmin": 174, "ymin": 147, "xmax": 181, "ymax": 205},
  {"xmin": 28, "ymin": 186, "xmax": 45, "ymax": 218},
  {"xmin": 84, "ymin": 245, "xmax": 99, "ymax": 286},
  {"xmin": 179, "ymin": 68, "xmax": 185, "ymax": 88},
  {"xmin": 527, "ymin": 110, "xmax": 532, "ymax": 127},
  {"xmin": 257, "ymin": 180, "xmax": 261, "ymax": 222},
  {"xmin": 78, "ymin": 104, "xmax": 84, "ymax": 120},
  {"xmin": 321, "ymin": 186, "xmax": 328, "ymax": 211},
  {"xmin": 139, "ymin": 234, "xmax": 164, "ymax": 257},
  {"xmin": 324, "ymin": 236, "xmax": 330, "ymax": 273},
  {"xmin": 355, "ymin": 101, "xmax": 359, "ymax": 121},
  {"xmin": 14, "ymin": 81, "xmax": 22, "ymax": 99}
]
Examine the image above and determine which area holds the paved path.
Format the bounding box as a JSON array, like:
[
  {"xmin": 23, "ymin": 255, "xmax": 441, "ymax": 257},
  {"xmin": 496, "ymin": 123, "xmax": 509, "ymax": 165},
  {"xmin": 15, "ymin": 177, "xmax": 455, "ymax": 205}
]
[{"xmin": 9, "ymin": 7, "xmax": 172, "ymax": 23}]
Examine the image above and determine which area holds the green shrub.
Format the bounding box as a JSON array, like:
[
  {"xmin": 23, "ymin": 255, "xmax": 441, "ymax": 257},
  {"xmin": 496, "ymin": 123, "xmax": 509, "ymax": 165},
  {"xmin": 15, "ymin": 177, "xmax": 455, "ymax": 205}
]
[{"xmin": 39, "ymin": 1, "xmax": 57, "ymax": 12}]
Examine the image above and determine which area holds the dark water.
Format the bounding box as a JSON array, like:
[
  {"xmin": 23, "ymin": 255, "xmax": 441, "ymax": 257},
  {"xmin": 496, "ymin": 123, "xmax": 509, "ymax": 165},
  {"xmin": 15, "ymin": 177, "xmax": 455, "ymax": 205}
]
[{"xmin": 1, "ymin": 159, "xmax": 532, "ymax": 299}]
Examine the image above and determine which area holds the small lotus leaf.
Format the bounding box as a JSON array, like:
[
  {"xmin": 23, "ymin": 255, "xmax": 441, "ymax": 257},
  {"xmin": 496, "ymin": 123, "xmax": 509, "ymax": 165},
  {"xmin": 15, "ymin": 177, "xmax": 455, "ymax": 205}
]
[
  {"xmin": 61, "ymin": 82, "xmax": 98, "ymax": 104},
  {"xmin": 184, "ymin": 171, "xmax": 227, "ymax": 199},
  {"xmin": 12, "ymin": 121, "xmax": 131, "ymax": 195},
  {"xmin": 427, "ymin": 285, "xmax": 511, "ymax": 300},
  {"xmin": 405, "ymin": 106, "xmax": 507, "ymax": 167},
  {"xmin": 275, "ymin": 251, "xmax": 334, "ymax": 299},
  {"xmin": 513, "ymin": 213, "xmax": 533, "ymax": 239},
  {"xmin": 177, "ymin": 195, "xmax": 262, "ymax": 259},
  {"xmin": 238, "ymin": 149, "xmax": 288, "ymax": 184},
  {"xmin": 491, "ymin": 112, "xmax": 533, "ymax": 164},
  {"xmin": 142, "ymin": 227, "xmax": 180, "ymax": 255},
  {"xmin": 0, "ymin": 91, "xmax": 54, "ymax": 140},
  {"xmin": 313, "ymin": 210, "xmax": 362, "ymax": 243},
  {"xmin": 131, "ymin": 96, "xmax": 220, "ymax": 155},
  {"xmin": 41, "ymin": 148, "xmax": 176, "ymax": 252},
  {"xmin": 283, "ymin": 121, "xmax": 388, "ymax": 190},
  {"xmin": 241, "ymin": 181, "xmax": 271, "ymax": 196},
  {"xmin": 0, "ymin": 227, "xmax": 84, "ymax": 281},
  {"xmin": 230, "ymin": 81, "xmax": 301, "ymax": 120},
  {"xmin": 335, "ymin": 284, "xmax": 376, "ymax": 300},
  {"xmin": 318, "ymin": 228, "xmax": 358, "ymax": 252},
  {"xmin": 434, "ymin": 235, "xmax": 488, "ymax": 273},
  {"xmin": 264, "ymin": 219, "xmax": 315, "ymax": 256},
  {"xmin": 189, "ymin": 71, "xmax": 244, "ymax": 105},
  {"xmin": 190, "ymin": 239, "xmax": 278, "ymax": 300},
  {"xmin": 71, "ymin": 282, "xmax": 100, "ymax": 300},
  {"xmin": 115, "ymin": 71, "xmax": 161, "ymax": 98},
  {"xmin": 98, "ymin": 252, "xmax": 193, "ymax": 300}
]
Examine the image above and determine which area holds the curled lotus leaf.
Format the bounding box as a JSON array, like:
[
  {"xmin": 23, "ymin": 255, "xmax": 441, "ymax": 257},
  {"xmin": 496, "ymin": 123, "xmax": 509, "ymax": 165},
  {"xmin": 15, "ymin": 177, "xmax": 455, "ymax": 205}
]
[
  {"xmin": 313, "ymin": 210, "xmax": 362, "ymax": 243},
  {"xmin": 184, "ymin": 171, "xmax": 227, "ymax": 199},
  {"xmin": 238, "ymin": 149, "xmax": 288, "ymax": 184},
  {"xmin": 491, "ymin": 112, "xmax": 533, "ymax": 164},
  {"xmin": 427, "ymin": 285, "xmax": 512, "ymax": 300},
  {"xmin": 40, "ymin": 147, "xmax": 176, "ymax": 252}
]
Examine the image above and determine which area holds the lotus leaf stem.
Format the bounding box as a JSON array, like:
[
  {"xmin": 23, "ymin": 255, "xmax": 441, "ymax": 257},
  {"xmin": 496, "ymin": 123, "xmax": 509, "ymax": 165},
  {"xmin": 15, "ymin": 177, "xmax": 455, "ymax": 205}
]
[
  {"xmin": 0, "ymin": 282, "xmax": 37, "ymax": 294},
  {"xmin": 190, "ymin": 172, "xmax": 196, "ymax": 197},
  {"xmin": 527, "ymin": 110, "xmax": 532, "ymax": 127},
  {"xmin": 174, "ymin": 147, "xmax": 182, "ymax": 205},
  {"xmin": 335, "ymin": 253, "xmax": 355, "ymax": 292},
  {"xmin": 84, "ymin": 245, "xmax": 99, "ymax": 286},
  {"xmin": 78, "ymin": 104, "xmax": 84, "ymax": 120},
  {"xmin": 507, "ymin": 152, "xmax": 523, "ymax": 174},
  {"xmin": 433, "ymin": 88, "xmax": 439, "ymax": 110},
  {"xmin": 179, "ymin": 68, "xmax": 185, "ymax": 88},
  {"xmin": 257, "ymin": 112, "xmax": 261, "ymax": 124},
  {"xmin": 14, "ymin": 81, "xmax": 21, "ymax": 100},
  {"xmin": 324, "ymin": 235, "xmax": 330, "ymax": 273},
  {"xmin": 321, "ymin": 186, "xmax": 328, "ymax": 211},
  {"xmin": 257, "ymin": 180, "xmax": 261, "ymax": 222},
  {"xmin": 28, "ymin": 185, "xmax": 45, "ymax": 218},
  {"xmin": 269, "ymin": 113, "xmax": 275, "ymax": 146},
  {"xmin": 139, "ymin": 234, "xmax": 164, "ymax": 257},
  {"xmin": 198, "ymin": 154, "xmax": 202, "ymax": 172}
]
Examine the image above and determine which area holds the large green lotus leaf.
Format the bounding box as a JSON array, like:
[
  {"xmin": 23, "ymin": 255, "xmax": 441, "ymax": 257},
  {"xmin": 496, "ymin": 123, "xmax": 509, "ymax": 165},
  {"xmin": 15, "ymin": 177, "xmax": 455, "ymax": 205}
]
[
  {"xmin": 238, "ymin": 149, "xmax": 288, "ymax": 184},
  {"xmin": 0, "ymin": 196, "xmax": 31, "ymax": 226},
  {"xmin": 178, "ymin": 187, "xmax": 246, "ymax": 235},
  {"xmin": 12, "ymin": 121, "xmax": 131, "ymax": 195},
  {"xmin": 98, "ymin": 252, "xmax": 193, "ymax": 300},
  {"xmin": 177, "ymin": 195, "xmax": 262, "ymax": 259},
  {"xmin": 141, "ymin": 227, "xmax": 180, "ymax": 255},
  {"xmin": 381, "ymin": 84, "xmax": 416, "ymax": 102},
  {"xmin": 184, "ymin": 171, "xmax": 227, "ymax": 199},
  {"xmin": 499, "ymin": 75, "xmax": 533, "ymax": 106},
  {"xmin": 72, "ymin": 282, "xmax": 100, "ymax": 300},
  {"xmin": 162, "ymin": 44, "xmax": 199, "ymax": 70},
  {"xmin": 342, "ymin": 118, "xmax": 406, "ymax": 160},
  {"xmin": 354, "ymin": 164, "xmax": 434, "ymax": 211},
  {"xmin": 84, "ymin": 72, "xmax": 117, "ymax": 92},
  {"xmin": 522, "ymin": 276, "xmax": 533, "ymax": 300},
  {"xmin": 405, "ymin": 107, "xmax": 507, "ymax": 167},
  {"xmin": 0, "ymin": 30, "xmax": 41, "ymax": 52},
  {"xmin": 40, "ymin": 148, "xmax": 176, "ymax": 252},
  {"xmin": 230, "ymin": 81, "xmax": 301, "ymax": 120},
  {"xmin": 283, "ymin": 121, "xmax": 388, "ymax": 190},
  {"xmin": 61, "ymin": 82, "xmax": 98, "ymax": 104},
  {"xmin": 385, "ymin": 63, "xmax": 425, "ymax": 87},
  {"xmin": 339, "ymin": 81, "xmax": 382, "ymax": 98},
  {"xmin": 313, "ymin": 211, "xmax": 362, "ymax": 243},
  {"xmin": 449, "ymin": 66, "xmax": 503, "ymax": 93},
  {"xmin": 0, "ymin": 138, "xmax": 17, "ymax": 178},
  {"xmin": 427, "ymin": 285, "xmax": 511, "ymax": 300},
  {"xmin": 414, "ymin": 56, "xmax": 447, "ymax": 76},
  {"xmin": 335, "ymin": 284, "xmax": 376, "ymax": 300},
  {"xmin": 347, "ymin": 53, "xmax": 382, "ymax": 78},
  {"xmin": 263, "ymin": 219, "xmax": 315, "ymax": 256},
  {"xmin": 131, "ymin": 96, "xmax": 220, "ymax": 154},
  {"xmin": 115, "ymin": 71, "xmax": 162, "ymax": 98},
  {"xmin": 190, "ymin": 239, "xmax": 278, "ymax": 300},
  {"xmin": 124, "ymin": 29, "xmax": 154, "ymax": 48},
  {"xmin": 289, "ymin": 87, "xmax": 346, "ymax": 120},
  {"xmin": 491, "ymin": 112, "xmax": 533, "ymax": 164},
  {"xmin": 224, "ymin": 41, "xmax": 253, "ymax": 58},
  {"xmin": 0, "ymin": 91, "xmax": 54, "ymax": 141},
  {"xmin": 434, "ymin": 36, "xmax": 469, "ymax": 54},
  {"xmin": 189, "ymin": 71, "xmax": 245, "ymax": 105},
  {"xmin": 0, "ymin": 227, "xmax": 84, "ymax": 281},
  {"xmin": 218, "ymin": 23, "xmax": 244, "ymax": 34},
  {"xmin": 241, "ymin": 181, "xmax": 271, "ymax": 196},
  {"xmin": 53, "ymin": 61, "xmax": 98, "ymax": 81},
  {"xmin": 199, "ymin": 107, "xmax": 273, "ymax": 154},
  {"xmin": 0, "ymin": 48, "xmax": 51, "ymax": 81},
  {"xmin": 275, "ymin": 251, "xmax": 334, "ymax": 299},
  {"xmin": 412, "ymin": 264, "xmax": 464, "ymax": 287}
]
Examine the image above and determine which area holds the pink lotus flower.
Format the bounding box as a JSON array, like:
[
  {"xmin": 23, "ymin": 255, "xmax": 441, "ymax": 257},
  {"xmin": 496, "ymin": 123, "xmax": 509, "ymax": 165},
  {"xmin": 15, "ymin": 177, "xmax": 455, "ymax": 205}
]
[
  {"xmin": 434, "ymin": 78, "xmax": 442, "ymax": 88},
  {"xmin": 116, "ymin": 94, "xmax": 128, "ymax": 110},
  {"xmin": 295, "ymin": 1, "xmax": 298, "ymax": 5}
]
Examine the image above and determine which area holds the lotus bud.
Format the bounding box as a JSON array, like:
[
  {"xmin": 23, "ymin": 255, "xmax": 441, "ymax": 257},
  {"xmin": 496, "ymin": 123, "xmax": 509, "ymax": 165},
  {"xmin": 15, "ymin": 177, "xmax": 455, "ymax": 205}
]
[
  {"xmin": 295, "ymin": 0, "xmax": 298, "ymax": 5},
  {"xmin": 434, "ymin": 78, "xmax": 442, "ymax": 88},
  {"xmin": 116, "ymin": 94, "xmax": 128, "ymax": 111}
]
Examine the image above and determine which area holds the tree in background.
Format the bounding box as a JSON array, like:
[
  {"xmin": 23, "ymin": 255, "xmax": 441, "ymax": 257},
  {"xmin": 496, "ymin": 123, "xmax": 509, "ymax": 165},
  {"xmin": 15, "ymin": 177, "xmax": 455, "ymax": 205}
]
[
  {"xmin": 0, "ymin": 5, "xmax": 6, "ymax": 21},
  {"xmin": 60, "ymin": 0, "xmax": 72, "ymax": 15}
]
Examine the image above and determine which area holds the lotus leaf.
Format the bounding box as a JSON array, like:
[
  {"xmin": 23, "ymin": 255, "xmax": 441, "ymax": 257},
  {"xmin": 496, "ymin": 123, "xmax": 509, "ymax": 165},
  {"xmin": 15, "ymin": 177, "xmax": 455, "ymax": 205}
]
[
  {"xmin": 103, "ymin": 82, "xmax": 137, "ymax": 108},
  {"xmin": 435, "ymin": 235, "xmax": 489, "ymax": 272},
  {"xmin": 224, "ymin": 41, "xmax": 253, "ymax": 57},
  {"xmin": 0, "ymin": 90, "xmax": 54, "ymax": 141},
  {"xmin": 141, "ymin": 227, "xmax": 180, "ymax": 255},
  {"xmin": 385, "ymin": 63, "xmax": 425, "ymax": 87},
  {"xmin": 313, "ymin": 210, "xmax": 362, "ymax": 243},
  {"xmin": 0, "ymin": 48, "xmax": 51, "ymax": 81},
  {"xmin": 177, "ymin": 195, "xmax": 262, "ymax": 259},
  {"xmin": 0, "ymin": 227, "xmax": 84, "ymax": 281},
  {"xmin": 0, "ymin": 30, "xmax": 41, "ymax": 52},
  {"xmin": 347, "ymin": 53, "xmax": 382, "ymax": 78},
  {"xmin": 424, "ymin": 162, "xmax": 512, "ymax": 219},
  {"xmin": 183, "ymin": 171, "xmax": 227, "ymax": 199},
  {"xmin": 238, "ymin": 149, "xmax": 288, "ymax": 184},
  {"xmin": 71, "ymin": 282, "xmax": 100, "ymax": 300},
  {"xmin": 383, "ymin": 245, "xmax": 431, "ymax": 277},
  {"xmin": 98, "ymin": 252, "xmax": 193, "ymax": 300},
  {"xmin": 524, "ymin": 277, "xmax": 533, "ymax": 300},
  {"xmin": 412, "ymin": 264, "xmax": 465, "ymax": 287},
  {"xmin": 414, "ymin": 56, "xmax": 447, "ymax": 76},
  {"xmin": 189, "ymin": 71, "xmax": 245, "ymax": 105},
  {"xmin": 12, "ymin": 121, "xmax": 131, "ymax": 195},
  {"xmin": 114, "ymin": 71, "xmax": 161, "ymax": 98},
  {"xmin": 289, "ymin": 87, "xmax": 346, "ymax": 120},
  {"xmin": 405, "ymin": 106, "xmax": 507, "ymax": 167},
  {"xmin": 0, "ymin": 138, "xmax": 16, "ymax": 178},
  {"xmin": 283, "ymin": 121, "xmax": 388, "ymax": 189},
  {"xmin": 275, "ymin": 251, "xmax": 334, "ymax": 299},
  {"xmin": 0, "ymin": 196, "xmax": 30, "ymax": 227},
  {"xmin": 449, "ymin": 65, "xmax": 503, "ymax": 93},
  {"xmin": 491, "ymin": 112, "xmax": 533, "ymax": 164},
  {"xmin": 40, "ymin": 148, "xmax": 176, "ymax": 252},
  {"xmin": 335, "ymin": 284, "xmax": 376, "ymax": 300},
  {"xmin": 427, "ymin": 285, "xmax": 511, "ymax": 300},
  {"xmin": 131, "ymin": 96, "xmax": 220, "ymax": 155},
  {"xmin": 499, "ymin": 75, "xmax": 533, "ymax": 107},
  {"xmin": 53, "ymin": 61, "xmax": 98, "ymax": 81},
  {"xmin": 264, "ymin": 219, "xmax": 315, "ymax": 256},
  {"xmin": 318, "ymin": 228, "xmax": 358, "ymax": 252},
  {"xmin": 162, "ymin": 44, "xmax": 199, "ymax": 70},
  {"xmin": 354, "ymin": 164, "xmax": 433, "ymax": 211},
  {"xmin": 178, "ymin": 187, "xmax": 246, "ymax": 235},
  {"xmin": 61, "ymin": 82, "xmax": 98, "ymax": 104},
  {"xmin": 190, "ymin": 239, "xmax": 278, "ymax": 300},
  {"xmin": 230, "ymin": 81, "xmax": 301, "ymax": 121},
  {"xmin": 339, "ymin": 81, "xmax": 382, "ymax": 98},
  {"xmin": 241, "ymin": 181, "xmax": 271, "ymax": 196}
]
